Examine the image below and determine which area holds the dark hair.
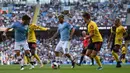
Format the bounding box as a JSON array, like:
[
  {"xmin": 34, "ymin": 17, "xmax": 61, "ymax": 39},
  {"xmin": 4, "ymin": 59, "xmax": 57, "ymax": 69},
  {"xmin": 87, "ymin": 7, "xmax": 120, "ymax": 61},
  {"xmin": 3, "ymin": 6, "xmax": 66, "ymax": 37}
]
[
  {"xmin": 82, "ymin": 12, "xmax": 90, "ymax": 19},
  {"xmin": 115, "ymin": 18, "xmax": 120, "ymax": 22},
  {"xmin": 58, "ymin": 15, "xmax": 64, "ymax": 19},
  {"xmin": 22, "ymin": 15, "xmax": 31, "ymax": 21}
]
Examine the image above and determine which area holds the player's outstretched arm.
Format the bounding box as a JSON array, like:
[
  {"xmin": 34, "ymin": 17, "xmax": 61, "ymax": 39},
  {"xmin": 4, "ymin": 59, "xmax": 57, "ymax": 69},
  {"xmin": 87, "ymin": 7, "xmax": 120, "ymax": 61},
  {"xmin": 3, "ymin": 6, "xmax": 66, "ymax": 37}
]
[
  {"xmin": 30, "ymin": 24, "xmax": 49, "ymax": 31},
  {"xmin": 50, "ymin": 30, "xmax": 59, "ymax": 41},
  {"xmin": 69, "ymin": 28, "xmax": 75, "ymax": 40},
  {"xmin": 3, "ymin": 28, "xmax": 12, "ymax": 36},
  {"xmin": 123, "ymin": 31, "xmax": 128, "ymax": 39}
]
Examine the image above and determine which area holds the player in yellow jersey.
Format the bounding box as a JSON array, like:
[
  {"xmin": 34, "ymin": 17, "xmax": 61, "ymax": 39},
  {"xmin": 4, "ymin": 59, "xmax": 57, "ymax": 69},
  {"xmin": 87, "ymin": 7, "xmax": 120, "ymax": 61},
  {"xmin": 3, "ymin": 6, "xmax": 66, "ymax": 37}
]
[
  {"xmin": 120, "ymin": 42, "xmax": 127, "ymax": 64},
  {"xmin": 82, "ymin": 12, "xmax": 103, "ymax": 70},
  {"xmin": 108, "ymin": 19, "xmax": 127, "ymax": 68},
  {"xmin": 27, "ymin": 24, "xmax": 49, "ymax": 69}
]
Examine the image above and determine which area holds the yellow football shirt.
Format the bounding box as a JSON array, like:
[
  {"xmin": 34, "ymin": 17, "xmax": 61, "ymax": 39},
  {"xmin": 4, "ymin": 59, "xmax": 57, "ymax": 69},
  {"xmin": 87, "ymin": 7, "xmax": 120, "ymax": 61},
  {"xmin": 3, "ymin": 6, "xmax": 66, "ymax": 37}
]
[
  {"xmin": 28, "ymin": 24, "xmax": 47, "ymax": 43},
  {"xmin": 122, "ymin": 46, "xmax": 127, "ymax": 54},
  {"xmin": 87, "ymin": 21, "xmax": 103, "ymax": 43},
  {"xmin": 115, "ymin": 25, "xmax": 126, "ymax": 45}
]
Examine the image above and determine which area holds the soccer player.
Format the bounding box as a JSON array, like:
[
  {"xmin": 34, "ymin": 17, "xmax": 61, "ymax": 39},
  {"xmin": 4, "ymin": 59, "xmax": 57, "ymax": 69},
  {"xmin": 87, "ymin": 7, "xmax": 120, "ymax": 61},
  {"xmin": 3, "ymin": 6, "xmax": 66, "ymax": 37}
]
[
  {"xmin": 3, "ymin": 15, "xmax": 32, "ymax": 70},
  {"xmin": 77, "ymin": 31, "xmax": 94, "ymax": 66},
  {"xmin": 82, "ymin": 12, "xmax": 103, "ymax": 70},
  {"xmin": 120, "ymin": 42, "xmax": 127, "ymax": 64},
  {"xmin": 50, "ymin": 15, "xmax": 75, "ymax": 68},
  {"xmin": 28, "ymin": 23, "xmax": 49, "ymax": 68},
  {"xmin": 108, "ymin": 19, "xmax": 127, "ymax": 68}
]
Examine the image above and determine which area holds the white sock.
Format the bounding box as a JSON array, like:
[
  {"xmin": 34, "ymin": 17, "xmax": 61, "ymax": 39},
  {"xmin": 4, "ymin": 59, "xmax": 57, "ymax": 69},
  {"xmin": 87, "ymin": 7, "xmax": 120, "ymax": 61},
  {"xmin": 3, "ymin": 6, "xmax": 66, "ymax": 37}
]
[{"xmin": 20, "ymin": 59, "xmax": 24, "ymax": 66}]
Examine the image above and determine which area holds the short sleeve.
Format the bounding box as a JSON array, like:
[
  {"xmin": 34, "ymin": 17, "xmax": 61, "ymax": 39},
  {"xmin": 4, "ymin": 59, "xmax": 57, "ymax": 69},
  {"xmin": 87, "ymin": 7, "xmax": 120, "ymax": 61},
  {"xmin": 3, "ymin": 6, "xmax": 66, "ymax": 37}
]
[
  {"xmin": 67, "ymin": 23, "xmax": 72, "ymax": 29},
  {"xmin": 8, "ymin": 22, "xmax": 16, "ymax": 28},
  {"xmin": 122, "ymin": 27, "xmax": 126, "ymax": 33}
]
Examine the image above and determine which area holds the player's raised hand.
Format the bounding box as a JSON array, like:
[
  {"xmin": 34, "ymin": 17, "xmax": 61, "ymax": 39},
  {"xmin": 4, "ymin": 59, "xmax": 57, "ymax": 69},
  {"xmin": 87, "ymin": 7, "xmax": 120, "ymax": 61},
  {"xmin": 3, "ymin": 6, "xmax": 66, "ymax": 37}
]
[
  {"xmin": 2, "ymin": 32, "xmax": 6, "ymax": 36},
  {"xmin": 47, "ymin": 28, "xmax": 50, "ymax": 30}
]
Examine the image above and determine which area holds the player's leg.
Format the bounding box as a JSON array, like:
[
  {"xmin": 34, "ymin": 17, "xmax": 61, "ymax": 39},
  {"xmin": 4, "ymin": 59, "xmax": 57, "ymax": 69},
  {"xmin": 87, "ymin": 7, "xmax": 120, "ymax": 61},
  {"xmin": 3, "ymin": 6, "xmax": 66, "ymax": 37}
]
[
  {"xmin": 63, "ymin": 41, "xmax": 75, "ymax": 68},
  {"xmin": 86, "ymin": 43, "xmax": 93, "ymax": 64},
  {"xmin": 112, "ymin": 45, "xmax": 121, "ymax": 68},
  {"xmin": 24, "ymin": 55, "xmax": 28, "ymax": 65},
  {"xmin": 23, "ymin": 41, "xmax": 34, "ymax": 69},
  {"xmin": 120, "ymin": 54, "xmax": 126, "ymax": 63},
  {"xmin": 29, "ymin": 42, "xmax": 43, "ymax": 68},
  {"xmin": 91, "ymin": 50, "xmax": 102, "ymax": 70},
  {"xmin": 34, "ymin": 53, "xmax": 43, "ymax": 67},
  {"xmin": 77, "ymin": 49, "xmax": 86, "ymax": 66},
  {"xmin": 91, "ymin": 42, "xmax": 102, "ymax": 70},
  {"xmin": 14, "ymin": 42, "xmax": 25, "ymax": 70},
  {"xmin": 85, "ymin": 47, "xmax": 94, "ymax": 66},
  {"xmin": 90, "ymin": 58, "xmax": 94, "ymax": 66},
  {"xmin": 55, "ymin": 41, "xmax": 62, "ymax": 67}
]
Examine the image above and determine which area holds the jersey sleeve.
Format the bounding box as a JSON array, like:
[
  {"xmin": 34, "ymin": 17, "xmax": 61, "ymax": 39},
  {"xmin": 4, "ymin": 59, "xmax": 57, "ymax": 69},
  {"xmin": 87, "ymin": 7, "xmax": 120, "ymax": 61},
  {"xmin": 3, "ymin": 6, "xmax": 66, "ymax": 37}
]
[
  {"xmin": 72, "ymin": 25, "xmax": 80, "ymax": 30},
  {"xmin": 8, "ymin": 23, "xmax": 16, "ymax": 28},
  {"xmin": 66, "ymin": 23, "xmax": 73, "ymax": 30},
  {"xmin": 30, "ymin": 24, "xmax": 47, "ymax": 31},
  {"xmin": 122, "ymin": 27, "xmax": 126, "ymax": 33}
]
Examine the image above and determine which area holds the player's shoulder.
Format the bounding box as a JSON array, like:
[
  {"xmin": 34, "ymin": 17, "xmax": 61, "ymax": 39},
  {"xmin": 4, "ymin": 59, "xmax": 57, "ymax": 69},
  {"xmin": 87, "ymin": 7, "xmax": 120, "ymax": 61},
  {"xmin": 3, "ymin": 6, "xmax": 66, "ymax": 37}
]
[
  {"xmin": 90, "ymin": 21, "xmax": 96, "ymax": 25},
  {"xmin": 119, "ymin": 25, "xmax": 125, "ymax": 29},
  {"xmin": 89, "ymin": 21, "xmax": 97, "ymax": 26},
  {"xmin": 88, "ymin": 21, "xmax": 96, "ymax": 29},
  {"xmin": 64, "ymin": 21, "xmax": 70, "ymax": 25},
  {"xmin": 13, "ymin": 21, "xmax": 21, "ymax": 26},
  {"xmin": 29, "ymin": 24, "xmax": 36, "ymax": 27}
]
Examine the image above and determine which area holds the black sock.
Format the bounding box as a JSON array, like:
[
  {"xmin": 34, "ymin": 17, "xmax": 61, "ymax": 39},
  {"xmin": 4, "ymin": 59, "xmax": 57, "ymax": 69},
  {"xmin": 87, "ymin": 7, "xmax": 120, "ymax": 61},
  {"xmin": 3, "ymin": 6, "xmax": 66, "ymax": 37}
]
[
  {"xmin": 91, "ymin": 58, "xmax": 94, "ymax": 65},
  {"xmin": 79, "ymin": 55, "xmax": 84, "ymax": 64},
  {"xmin": 30, "ymin": 62, "xmax": 34, "ymax": 65}
]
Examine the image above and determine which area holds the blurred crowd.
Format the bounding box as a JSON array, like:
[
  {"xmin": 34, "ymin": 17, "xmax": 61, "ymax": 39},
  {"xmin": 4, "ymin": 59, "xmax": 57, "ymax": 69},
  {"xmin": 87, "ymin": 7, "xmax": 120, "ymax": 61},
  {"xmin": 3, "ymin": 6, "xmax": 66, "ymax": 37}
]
[
  {"xmin": 0, "ymin": 0, "xmax": 128, "ymax": 28},
  {"xmin": 0, "ymin": 36, "xmax": 130, "ymax": 65}
]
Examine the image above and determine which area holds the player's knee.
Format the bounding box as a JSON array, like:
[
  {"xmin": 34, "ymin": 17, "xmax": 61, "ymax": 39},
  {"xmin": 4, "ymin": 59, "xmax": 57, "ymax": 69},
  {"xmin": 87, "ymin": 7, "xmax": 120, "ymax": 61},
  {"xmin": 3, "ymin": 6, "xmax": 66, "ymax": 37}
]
[
  {"xmin": 86, "ymin": 53, "xmax": 90, "ymax": 57},
  {"xmin": 25, "ymin": 50, "xmax": 30, "ymax": 54},
  {"xmin": 31, "ymin": 52, "xmax": 35, "ymax": 56},
  {"xmin": 15, "ymin": 51, "xmax": 20, "ymax": 56},
  {"xmin": 30, "ymin": 50, "xmax": 35, "ymax": 56},
  {"xmin": 25, "ymin": 50, "xmax": 31, "ymax": 56},
  {"xmin": 55, "ymin": 51, "xmax": 60, "ymax": 56},
  {"xmin": 91, "ymin": 54, "xmax": 96, "ymax": 58}
]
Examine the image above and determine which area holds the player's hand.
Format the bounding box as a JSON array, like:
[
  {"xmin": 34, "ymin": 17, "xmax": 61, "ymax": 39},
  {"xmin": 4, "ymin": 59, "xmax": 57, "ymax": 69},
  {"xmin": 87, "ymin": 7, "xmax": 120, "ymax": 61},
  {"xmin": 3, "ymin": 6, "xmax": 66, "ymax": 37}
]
[
  {"xmin": 46, "ymin": 28, "xmax": 50, "ymax": 30},
  {"xmin": 2, "ymin": 32, "xmax": 6, "ymax": 36},
  {"xmin": 85, "ymin": 36, "xmax": 90, "ymax": 39}
]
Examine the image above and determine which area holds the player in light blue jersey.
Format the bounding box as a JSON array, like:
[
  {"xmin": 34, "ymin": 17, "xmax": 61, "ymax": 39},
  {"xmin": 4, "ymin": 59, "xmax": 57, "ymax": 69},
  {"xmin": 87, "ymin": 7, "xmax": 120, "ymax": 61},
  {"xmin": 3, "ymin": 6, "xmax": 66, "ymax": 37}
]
[
  {"xmin": 3, "ymin": 15, "xmax": 32, "ymax": 70},
  {"xmin": 50, "ymin": 15, "xmax": 75, "ymax": 68}
]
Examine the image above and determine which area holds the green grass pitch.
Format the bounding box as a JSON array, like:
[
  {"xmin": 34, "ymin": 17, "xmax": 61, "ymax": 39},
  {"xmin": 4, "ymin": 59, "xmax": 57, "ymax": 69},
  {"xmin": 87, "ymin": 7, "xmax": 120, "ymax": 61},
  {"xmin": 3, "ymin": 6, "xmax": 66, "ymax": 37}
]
[{"xmin": 0, "ymin": 65, "xmax": 130, "ymax": 73}]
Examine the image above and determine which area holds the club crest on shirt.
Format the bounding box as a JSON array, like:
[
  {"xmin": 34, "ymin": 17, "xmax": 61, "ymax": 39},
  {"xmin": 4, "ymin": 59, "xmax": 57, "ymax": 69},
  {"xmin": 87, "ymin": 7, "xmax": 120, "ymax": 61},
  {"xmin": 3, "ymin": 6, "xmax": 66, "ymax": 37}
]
[{"xmin": 90, "ymin": 25, "xmax": 94, "ymax": 29}]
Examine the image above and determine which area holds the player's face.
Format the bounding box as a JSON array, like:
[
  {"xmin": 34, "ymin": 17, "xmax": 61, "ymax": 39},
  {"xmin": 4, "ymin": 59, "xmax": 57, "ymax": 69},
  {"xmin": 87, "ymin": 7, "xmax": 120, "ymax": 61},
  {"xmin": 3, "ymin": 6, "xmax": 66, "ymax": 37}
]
[
  {"xmin": 23, "ymin": 20, "xmax": 30, "ymax": 25},
  {"xmin": 59, "ymin": 18, "xmax": 64, "ymax": 23},
  {"xmin": 82, "ymin": 32, "xmax": 86, "ymax": 37},
  {"xmin": 115, "ymin": 19, "xmax": 120, "ymax": 27}
]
